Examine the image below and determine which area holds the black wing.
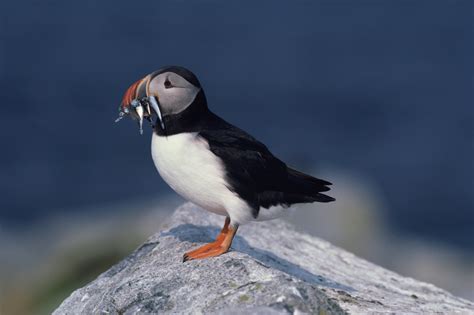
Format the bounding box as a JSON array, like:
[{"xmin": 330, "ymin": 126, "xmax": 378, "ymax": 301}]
[{"xmin": 199, "ymin": 116, "xmax": 334, "ymax": 218}]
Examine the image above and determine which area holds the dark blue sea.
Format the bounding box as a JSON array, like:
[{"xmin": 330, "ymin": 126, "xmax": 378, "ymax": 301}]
[{"xmin": 0, "ymin": 1, "xmax": 472, "ymax": 249}]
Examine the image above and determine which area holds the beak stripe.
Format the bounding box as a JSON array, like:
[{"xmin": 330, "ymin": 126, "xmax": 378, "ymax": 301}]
[
  {"xmin": 121, "ymin": 79, "xmax": 141, "ymax": 110},
  {"xmin": 136, "ymin": 75, "xmax": 149, "ymax": 99}
]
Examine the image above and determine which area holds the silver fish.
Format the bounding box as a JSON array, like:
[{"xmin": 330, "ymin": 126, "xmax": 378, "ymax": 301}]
[
  {"xmin": 148, "ymin": 96, "xmax": 165, "ymax": 130},
  {"xmin": 135, "ymin": 103, "xmax": 144, "ymax": 135},
  {"xmin": 115, "ymin": 97, "xmax": 164, "ymax": 134}
]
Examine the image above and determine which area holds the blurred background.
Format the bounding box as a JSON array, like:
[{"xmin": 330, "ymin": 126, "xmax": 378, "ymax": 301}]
[{"xmin": 0, "ymin": 0, "xmax": 473, "ymax": 314}]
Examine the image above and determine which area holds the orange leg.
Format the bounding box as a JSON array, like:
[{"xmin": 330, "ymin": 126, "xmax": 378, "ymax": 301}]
[
  {"xmin": 183, "ymin": 217, "xmax": 238, "ymax": 262},
  {"xmin": 183, "ymin": 217, "xmax": 231, "ymax": 258}
]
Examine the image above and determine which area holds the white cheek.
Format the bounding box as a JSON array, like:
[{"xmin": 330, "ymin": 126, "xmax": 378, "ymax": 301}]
[{"xmin": 159, "ymin": 87, "xmax": 200, "ymax": 115}]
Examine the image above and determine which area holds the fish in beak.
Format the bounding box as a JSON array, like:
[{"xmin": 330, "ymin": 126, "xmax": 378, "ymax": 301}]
[{"xmin": 115, "ymin": 75, "xmax": 165, "ymax": 134}]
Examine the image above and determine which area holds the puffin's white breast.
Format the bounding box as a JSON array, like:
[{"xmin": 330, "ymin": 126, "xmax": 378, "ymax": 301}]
[{"xmin": 151, "ymin": 132, "xmax": 236, "ymax": 217}]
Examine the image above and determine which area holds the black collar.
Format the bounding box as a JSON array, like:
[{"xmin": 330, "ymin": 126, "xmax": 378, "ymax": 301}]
[{"xmin": 154, "ymin": 89, "xmax": 212, "ymax": 136}]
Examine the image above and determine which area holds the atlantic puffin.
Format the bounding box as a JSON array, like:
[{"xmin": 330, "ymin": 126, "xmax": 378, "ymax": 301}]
[{"xmin": 116, "ymin": 66, "xmax": 334, "ymax": 262}]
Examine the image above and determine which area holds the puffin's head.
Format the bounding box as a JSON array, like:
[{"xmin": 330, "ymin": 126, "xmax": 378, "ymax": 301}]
[{"xmin": 116, "ymin": 66, "xmax": 203, "ymax": 134}]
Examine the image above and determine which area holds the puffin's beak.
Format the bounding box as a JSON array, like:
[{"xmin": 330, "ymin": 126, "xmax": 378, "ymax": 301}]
[{"xmin": 115, "ymin": 75, "xmax": 165, "ymax": 134}]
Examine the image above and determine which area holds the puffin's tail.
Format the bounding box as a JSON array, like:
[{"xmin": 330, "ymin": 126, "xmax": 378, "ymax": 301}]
[
  {"xmin": 256, "ymin": 167, "xmax": 335, "ymax": 211},
  {"xmin": 286, "ymin": 167, "xmax": 335, "ymax": 203}
]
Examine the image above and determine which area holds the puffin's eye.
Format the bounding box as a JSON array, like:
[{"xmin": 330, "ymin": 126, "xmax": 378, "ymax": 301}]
[{"xmin": 164, "ymin": 79, "xmax": 172, "ymax": 89}]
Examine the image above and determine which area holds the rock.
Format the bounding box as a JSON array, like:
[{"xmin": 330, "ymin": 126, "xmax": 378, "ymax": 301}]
[{"xmin": 54, "ymin": 203, "xmax": 474, "ymax": 314}]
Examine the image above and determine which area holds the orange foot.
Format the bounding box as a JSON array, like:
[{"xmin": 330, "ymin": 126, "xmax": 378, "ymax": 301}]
[{"xmin": 183, "ymin": 217, "xmax": 238, "ymax": 262}]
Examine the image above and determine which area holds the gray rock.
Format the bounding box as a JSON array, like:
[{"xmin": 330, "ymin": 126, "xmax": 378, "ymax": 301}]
[{"xmin": 54, "ymin": 203, "xmax": 474, "ymax": 314}]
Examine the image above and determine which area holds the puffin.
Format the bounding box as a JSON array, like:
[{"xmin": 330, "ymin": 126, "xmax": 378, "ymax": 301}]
[{"xmin": 116, "ymin": 66, "xmax": 335, "ymax": 262}]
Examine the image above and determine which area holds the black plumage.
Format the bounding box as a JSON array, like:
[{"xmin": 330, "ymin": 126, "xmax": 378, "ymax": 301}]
[{"xmin": 199, "ymin": 116, "xmax": 334, "ymax": 218}]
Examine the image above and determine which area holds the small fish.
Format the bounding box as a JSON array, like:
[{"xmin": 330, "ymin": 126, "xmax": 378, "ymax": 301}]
[
  {"xmin": 135, "ymin": 103, "xmax": 144, "ymax": 135},
  {"xmin": 114, "ymin": 111, "xmax": 125, "ymax": 123},
  {"xmin": 115, "ymin": 97, "xmax": 165, "ymax": 134},
  {"xmin": 148, "ymin": 96, "xmax": 165, "ymax": 130}
]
